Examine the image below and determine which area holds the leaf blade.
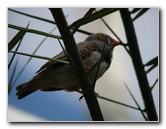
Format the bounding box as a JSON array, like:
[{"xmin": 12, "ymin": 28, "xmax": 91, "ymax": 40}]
[
  {"xmin": 8, "ymin": 59, "xmax": 18, "ymax": 94},
  {"xmin": 145, "ymin": 56, "xmax": 158, "ymax": 66},
  {"xmin": 8, "ymin": 24, "xmax": 61, "ymax": 39},
  {"xmin": 8, "ymin": 23, "xmax": 29, "ymax": 51},
  {"xmin": 70, "ymin": 8, "xmax": 120, "ymax": 28},
  {"xmin": 9, "ymin": 8, "xmax": 56, "ymax": 25},
  {"xmin": 132, "ymin": 8, "xmax": 149, "ymax": 21},
  {"xmin": 9, "ymin": 51, "xmax": 69, "ymax": 64}
]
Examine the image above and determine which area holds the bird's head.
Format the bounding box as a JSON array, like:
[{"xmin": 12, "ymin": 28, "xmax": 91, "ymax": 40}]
[{"xmin": 85, "ymin": 33, "xmax": 119, "ymax": 48}]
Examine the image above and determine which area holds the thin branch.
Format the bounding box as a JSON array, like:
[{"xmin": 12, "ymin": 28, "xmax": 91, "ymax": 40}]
[
  {"xmin": 132, "ymin": 8, "xmax": 149, "ymax": 22},
  {"xmin": 97, "ymin": 95, "xmax": 140, "ymax": 111},
  {"xmin": 145, "ymin": 56, "xmax": 158, "ymax": 66},
  {"xmin": 100, "ymin": 18, "xmax": 123, "ymax": 43},
  {"xmin": 146, "ymin": 64, "xmax": 158, "ymax": 74},
  {"xmin": 150, "ymin": 78, "xmax": 158, "ymax": 91},
  {"xmin": 100, "ymin": 17, "xmax": 131, "ymax": 56},
  {"xmin": 120, "ymin": 9, "xmax": 158, "ymax": 121},
  {"xmin": 124, "ymin": 82, "xmax": 148, "ymax": 121}
]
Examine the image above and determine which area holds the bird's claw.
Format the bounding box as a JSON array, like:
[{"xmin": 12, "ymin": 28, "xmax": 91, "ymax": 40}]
[
  {"xmin": 79, "ymin": 95, "xmax": 84, "ymax": 101},
  {"xmin": 79, "ymin": 92, "xmax": 99, "ymax": 101},
  {"xmin": 84, "ymin": 65, "xmax": 91, "ymax": 70}
]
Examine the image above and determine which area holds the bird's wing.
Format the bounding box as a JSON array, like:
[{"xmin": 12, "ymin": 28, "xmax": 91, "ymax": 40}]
[
  {"xmin": 36, "ymin": 41, "xmax": 98, "ymax": 73},
  {"xmin": 36, "ymin": 51, "xmax": 68, "ymax": 73}
]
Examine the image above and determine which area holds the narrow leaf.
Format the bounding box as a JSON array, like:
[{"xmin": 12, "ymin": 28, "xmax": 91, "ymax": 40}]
[
  {"xmin": 150, "ymin": 78, "xmax": 158, "ymax": 90},
  {"xmin": 8, "ymin": 59, "xmax": 18, "ymax": 94},
  {"xmin": 70, "ymin": 8, "xmax": 119, "ymax": 28},
  {"xmin": 124, "ymin": 82, "xmax": 148, "ymax": 121},
  {"xmin": 132, "ymin": 8, "xmax": 149, "ymax": 21},
  {"xmin": 8, "ymin": 39, "xmax": 22, "ymax": 69},
  {"xmin": 76, "ymin": 29, "xmax": 93, "ymax": 35},
  {"xmin": 145, "ymin": 56, "xmax": 158, "ymax": 74},
  {"xmin": 8, "ymin": 23, "xmax": 29, "ymax": 69},
  {"xmin": 9, "ymin": 8, "xmax": 56, "ymax": 25},
  {"xmin": 8, "ymin": 30, "xmax": 25, "ymax": 51},
  {"xmin": 84, "ymin": 8, "xmax": 96, "ymax": 17},
  {"xmin": 130, "ymin": 8, "xmax": 142, "ymax": 14},
  {"xmin": 8, "ymin": 23, "xmax": 29, "ymax": 51},
  {"xmin": 146, "ymin": 64, "xmax": 158, "ymax": 74},
  {"xmin": 9, "ymin": 51, "xmax": 69, "ymax": 64},
  {"xmin": 97, "ymin": 95, "xmax": 139, "ymax": 110},
  {"xmin": 145, "ymin": 56, "xmax": 158, "ymax": 66},
  {"xmin": 100, "ymin": 18, "xmax": 122, "ymax": 43},
  {"xmin": 8, "ymin": 24, "xmax": 61, "ymax": 39},
  {"xmin": 72, "ymin": 8, "xmax": 96, "ymax": 34},
  {"xmin": 11, "ymin": 27, "xmax": 58, "ymax": 87}
]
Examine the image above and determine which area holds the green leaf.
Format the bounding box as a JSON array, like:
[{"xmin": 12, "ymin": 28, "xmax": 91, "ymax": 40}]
[
  {"xmin": 145, "ymin": 57, "xmax": 158, "ymax": 74},
  {"xmin": 8, "ymin": 24, "xmax": 61, "ymax": 39},
  {"xmin": 8, "ymin": 30, "xmax": 25, "ymax": 51},
  {"xmin": 146, "ymin": 64, "xmax": 158, "ymax": 74},
  {"xmin": 70, "ymin": 8, "xmax": 120, "ymax": 28},
  {"xmin": 9, "ymin": 8, "xmax": 56, "ymax": 25},
  {"xmin": 124, "ymin": 82, "xmax": 148, "ymax": 121},
  {"xmin": 130, "ymin": 8, "xmax": 142, "ymax": 14},
  {"xmin": 97, "ymin": 95, "xmax": 139, "ymax": 110},
  {"xmin": 8, "ymin": 23, "xmax": 30, "ymax": 69},
  {"xmin": 8, "ymin": 23, "xmax": 29, "ymax": 51},
  {"xmin": 132, "ymin": 8, "xmax": 149, "ymax": 21},
  {"xmin": 9, "ymin": 51, "xmax": 69, "ymax": 64},
  {"xmin": 83, "ymin": 8, "xmax": 96, "ymax": 17},
  {"xmin": 8, "ymin": 59, "xmax": 18, "ymax": 94},
  {"xmin": 76, "ymin": 29, "xmax": 93, "ymax": 35},
  {"xmin": 100, "ymin": 18, "xmax": 122, "ymax": 42},
  {"xmin": 8, "ymin": 38, "xmax": 23, "ymax": 69},
  {"xmin": 11, "ymin": 27, "xmax": 58, "ymax": 87},
  {"xmin": 145, "ymin": 56, "xmax": 158, "ymax": 66},
  {"xmin": 150, "ymin": 78, "xmax": 158, "ymax": 91},
  {"xmin": 72, "ymin": 8, "xmax": 96, "ymax": 34}
]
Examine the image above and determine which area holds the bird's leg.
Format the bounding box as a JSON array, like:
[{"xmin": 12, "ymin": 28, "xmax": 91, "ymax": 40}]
[
  {"xmin": 75, "ymin": 89, "xmax": 83, "ymax": 94},
  {"xmin": 76, "ymin": 64, "xmax": 97, "ymax": 100},
  {"xmin": 83, "ymin": 64, "xmax": 91, "ymax": 70},
  {"xmin": 74, "ymin": 90, "xmax": 84, "ymax": 100},
  {"xmin": 75, "ymin": 89, "xmax": 99, "ymax": 101}
]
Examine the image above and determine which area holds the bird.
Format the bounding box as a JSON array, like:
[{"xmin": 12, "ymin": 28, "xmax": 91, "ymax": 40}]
[{"xmin": 16, "ymin": 33, "xmax": 119, "ymax": 99}]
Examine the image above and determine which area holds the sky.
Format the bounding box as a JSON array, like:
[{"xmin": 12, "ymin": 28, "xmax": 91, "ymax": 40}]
[{"xmin": 8, "ymin": 8, "xmax": 159, "ymax": 121}]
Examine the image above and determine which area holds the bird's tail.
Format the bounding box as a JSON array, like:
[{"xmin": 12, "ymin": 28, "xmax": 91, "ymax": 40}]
[{"xmin": 16, "ymin": 80, "xmax": 39, "ymax": 99}]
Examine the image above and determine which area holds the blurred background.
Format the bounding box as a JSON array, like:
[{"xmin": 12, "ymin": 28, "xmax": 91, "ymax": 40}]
[{"xmin": 8, "ymin": 8, "xmax": 159, "ymax": 121}]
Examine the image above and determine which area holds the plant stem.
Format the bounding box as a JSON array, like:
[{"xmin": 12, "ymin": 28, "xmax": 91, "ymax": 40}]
[
  {"xmin": 49, "ymin": 8, "xmax": 104, "ymax": 121},
  {"xmin": 120, "ymin": 9, "xmax": 158, "ymax": 121}
]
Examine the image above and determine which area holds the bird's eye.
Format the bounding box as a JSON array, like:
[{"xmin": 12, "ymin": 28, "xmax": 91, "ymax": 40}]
[
  {"xmin": 107, "ymin": 38, "xmax": 112, "ymax": 45},
  {"xmin": 104, "ymin": 36, "xmax": 111, "ymax": 45}
]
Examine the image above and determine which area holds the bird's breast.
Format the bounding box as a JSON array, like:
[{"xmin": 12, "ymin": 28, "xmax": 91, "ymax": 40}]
[{"xmin": 83, "ymin": 51, "xmax": 109, "ymax": 81}]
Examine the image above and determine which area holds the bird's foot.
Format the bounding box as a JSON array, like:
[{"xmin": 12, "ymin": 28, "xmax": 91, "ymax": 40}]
[
  {"xmin": 75, "ymin": 90, "xmax": 99, "ymax": 101},
  {"xmin": 83, "ymin": 64, "xmax": 91, "ymax": 70}
]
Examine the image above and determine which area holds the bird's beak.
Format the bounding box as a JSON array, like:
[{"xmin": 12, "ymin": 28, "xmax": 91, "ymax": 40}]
[{"xmin": 111, "ymin": 39, "xmax": 120, "ymax": 47}]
